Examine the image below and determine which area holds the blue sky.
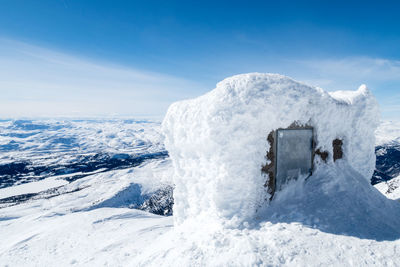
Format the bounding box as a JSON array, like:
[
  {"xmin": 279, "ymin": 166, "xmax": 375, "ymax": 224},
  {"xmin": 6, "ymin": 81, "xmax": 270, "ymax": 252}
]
[{"xmin": 0, "ymin": 0, "xmax": 399, "ymax": 119}]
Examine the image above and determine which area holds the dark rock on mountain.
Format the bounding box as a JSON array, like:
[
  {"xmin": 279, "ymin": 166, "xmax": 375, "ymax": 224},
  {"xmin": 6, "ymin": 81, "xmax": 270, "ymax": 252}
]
[{"xmin": 372, "ymin": 143, "xmax": 400, "ymax": 185}]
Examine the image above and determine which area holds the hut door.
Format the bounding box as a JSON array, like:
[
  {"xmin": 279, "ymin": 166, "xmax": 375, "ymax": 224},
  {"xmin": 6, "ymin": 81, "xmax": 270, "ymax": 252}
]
[{"xmin": 275, "ymin": 128, "xmax": 313, "ymax": 190}]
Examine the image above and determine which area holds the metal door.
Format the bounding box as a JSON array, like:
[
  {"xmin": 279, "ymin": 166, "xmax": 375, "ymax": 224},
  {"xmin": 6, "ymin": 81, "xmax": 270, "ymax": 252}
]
[{"xmin": 275, "ymin": 128, "xmax": 313, "ymax": 190}]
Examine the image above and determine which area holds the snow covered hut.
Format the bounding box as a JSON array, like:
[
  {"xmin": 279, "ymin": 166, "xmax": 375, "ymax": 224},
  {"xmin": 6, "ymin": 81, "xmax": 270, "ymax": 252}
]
[{"xmin": 162, "ymin": 73, "xmax": 379, "ymax": 226}]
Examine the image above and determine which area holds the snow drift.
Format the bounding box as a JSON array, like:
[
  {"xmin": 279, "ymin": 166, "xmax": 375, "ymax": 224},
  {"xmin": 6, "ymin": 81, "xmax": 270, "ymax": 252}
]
[
  {"xmin": 163, "ymin": 73, "xmax": 380, "ymax": 226},
  {"xmin": 2, "ymin": 108, "xmax": 400, "ymax": 265}
]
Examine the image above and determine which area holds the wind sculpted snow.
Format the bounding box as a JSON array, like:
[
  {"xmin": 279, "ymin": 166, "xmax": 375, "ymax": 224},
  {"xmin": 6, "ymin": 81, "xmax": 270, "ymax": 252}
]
[
  {"xmin": 1, "ymin": 74, "xmax": 400, "ymax": 265},
  {"xmin": 163, "ymin": 73, "xmax": 379, "ymax": 226}
]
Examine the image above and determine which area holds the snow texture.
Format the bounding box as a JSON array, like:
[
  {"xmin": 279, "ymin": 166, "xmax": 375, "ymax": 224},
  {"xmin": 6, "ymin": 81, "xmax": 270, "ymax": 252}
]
[
  {"xmin": 375, "ymin": 175, "xmax": 400, "ymax": 201},
  {"xmin": 163, "ymin": 73, "xmax": 380, "ymax": 226},
  {"xmin": 375, "ymin": 120, "xmax": 400, "ymax": 145},
  {"xmin": 1, "ymin": 154, "xmax": 400, "ymax": 266},
  {"xmin": 2, "ymin": 74, "xmax": 400, "ymax": 266},
  {"xmin": 0, "ymin": 119, "xmax": 165, "ymax": 190}
]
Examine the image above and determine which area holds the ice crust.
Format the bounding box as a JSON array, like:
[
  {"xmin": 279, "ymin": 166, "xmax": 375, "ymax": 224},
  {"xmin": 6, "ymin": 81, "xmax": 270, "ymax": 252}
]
[{"xmin": 163, "ymin": 73, "xmax": 380, "ymax": 226}]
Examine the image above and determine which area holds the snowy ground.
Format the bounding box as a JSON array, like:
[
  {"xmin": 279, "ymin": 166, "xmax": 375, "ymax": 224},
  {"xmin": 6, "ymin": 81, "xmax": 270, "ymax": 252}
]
[
  {"xmin": 0, "ymin": 159, "xmax": 174, "ymax": 266},
  {"xmin": 1, "ymin": 159, "xmax": 400, "ymax": 266},
  {"xmin": 0, "ymin": 120, "xmax": 168, "ymax": 209},
  {"xmin": 375, "ymin": 175, "xmax": 400, "ymax": 201},
  {"xmin": 0, "ymin": 119, "xmax": 400, "ymax": 266},
  {"xmin": 0, "ymin": 119, "xmax": 165, "ymax": 189}
]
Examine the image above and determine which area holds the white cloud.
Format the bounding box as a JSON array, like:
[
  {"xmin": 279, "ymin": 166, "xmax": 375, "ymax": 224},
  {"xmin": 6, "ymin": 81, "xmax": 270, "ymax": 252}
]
[
  {"xmin": 280, "ymin": 57, "xmax": 400, "ymax": 120},
  {"xmin": 0, "ymin": 39, "xmax": 398, "ymax": 120},
  {"xmin": 0, "ymin": 39, "xmax": 206, "ymax": 119},
  {"xmin": 287, "ymin": 57, "xmax": 400, "ymax": 90}
]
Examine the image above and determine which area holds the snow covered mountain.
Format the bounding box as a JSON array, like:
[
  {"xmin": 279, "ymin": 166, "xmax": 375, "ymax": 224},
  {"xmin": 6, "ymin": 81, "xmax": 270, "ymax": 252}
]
[
  {"xmin": 373, "ymin": 121, "xmax": 400, "ymax": 184},
  {"xmin": 0, "ymin": 119, "xmax": 172, "ymax": 214},
  {"xmin": 373, "ymin": 143, "xmax": 400, "ymax": 184},
  {"xmin": 1, "ymin": 119, "xmax": 399, "ymax": 209},
  {"xmin": 375, "ymin": 175, "xmax": 400, "ymax": 201},
  {"xmin": 0, "ymin": 119, "xmax": 165, "ymax": 189},
  {"xmin": 373, "ymin": 121, "xmax": 400, "ymax": 200},
  {"xmin": 0, "ymin": 116, "xmax": 399, "ymax": 266}
]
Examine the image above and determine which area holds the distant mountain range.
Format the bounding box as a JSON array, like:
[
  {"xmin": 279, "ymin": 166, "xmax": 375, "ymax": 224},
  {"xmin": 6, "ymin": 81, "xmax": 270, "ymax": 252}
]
[
  {"xmin": 0, "ymin": 119, "xmax": 399, "ymax": 211},
  {"xmin": 372, "ymin": 142, "xmax": 400, "ymax": 184}
]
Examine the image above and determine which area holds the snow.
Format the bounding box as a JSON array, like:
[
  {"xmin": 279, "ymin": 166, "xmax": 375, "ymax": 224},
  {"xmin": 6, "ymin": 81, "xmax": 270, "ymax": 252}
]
[
  {"xmin": 163, "ymin": 73, "xmax": 380, "ymax": 226},
  {"xmin": 0, "ymin": 158, "xmax": 174, "ymax": 266},
  {"xmin": 0, "ymin": 119, "xmax": 164, "ymax": 157},
  {"xmin": 1, "ymin": 74, "xmax": 400, "ymax": 266},
  {"xmin": 134, "ymin": 161, "xmax": 400, "ymax": 265},
  {"xmin": 375, "ymin": 120, "xmax": 400, "ymax": 145},
  {"xmin": 0, "ymin": 207, "xmax": 172, "ymax": 266},
  {"xmin": 2, "ymin": 156, "xmax": 400, "ymax": 266},
  {"xmin": 0, "ymin": 119, "xmax": 165, "ymax": 189},
  {"xmin": 375, "ymin": 175, "xmax": 400, "ymax": 201},
  {"xmin": 0, "ymin": 175, "xmax": 68, "ymax": 199},
  {"xmin": 135, "ymin": 221, "xmax": 400, "ymax": 266}
]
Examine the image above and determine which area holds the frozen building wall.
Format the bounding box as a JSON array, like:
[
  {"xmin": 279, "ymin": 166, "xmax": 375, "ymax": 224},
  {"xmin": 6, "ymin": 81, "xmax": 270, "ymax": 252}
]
[{"xmin": 162, "ymin": 73, "xmax": 379, "ymax": 226}]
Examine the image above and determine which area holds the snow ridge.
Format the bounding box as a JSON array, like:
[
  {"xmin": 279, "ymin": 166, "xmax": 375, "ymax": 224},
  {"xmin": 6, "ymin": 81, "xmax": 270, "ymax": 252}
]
[{"xmin": 163, "ymin": 73, "xmax": 380, "ymax": 227}]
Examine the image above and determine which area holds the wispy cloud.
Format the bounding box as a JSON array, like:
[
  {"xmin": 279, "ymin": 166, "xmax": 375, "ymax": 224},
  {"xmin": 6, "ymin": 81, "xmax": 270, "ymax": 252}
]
[
  {"xmin": 0, "ymin": 39, "xmax": 206, "ymax": 119},
  {"xmin": 0, "ymin": 39, "xmax": 398, "ymax": 120},
  {"xmin": 280, "ymin": 57, "xmax": 400, "ymax": 120},
  {"xmin": 291, "ymin": 57, "xmax": 400, "ymax": 90}
]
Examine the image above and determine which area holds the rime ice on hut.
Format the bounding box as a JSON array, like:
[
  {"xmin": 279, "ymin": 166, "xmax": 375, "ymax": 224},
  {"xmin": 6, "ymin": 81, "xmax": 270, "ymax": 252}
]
[{"xmin": 162, "ymin": 73, "xmax": 379, "ymax": 226}]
